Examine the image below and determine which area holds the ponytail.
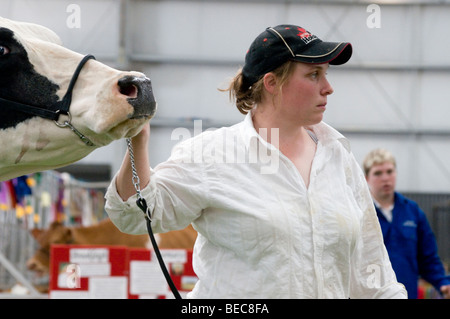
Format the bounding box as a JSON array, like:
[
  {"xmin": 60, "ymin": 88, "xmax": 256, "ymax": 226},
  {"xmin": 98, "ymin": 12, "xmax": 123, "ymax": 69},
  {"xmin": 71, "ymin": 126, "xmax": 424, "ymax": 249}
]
[
  {"xmin": 220, "ymin": 61, "xmax": 297, "ymax": 114},
  {"xmin": 219, "ymin": 68, "xmax": 264, "ymax": 115}
]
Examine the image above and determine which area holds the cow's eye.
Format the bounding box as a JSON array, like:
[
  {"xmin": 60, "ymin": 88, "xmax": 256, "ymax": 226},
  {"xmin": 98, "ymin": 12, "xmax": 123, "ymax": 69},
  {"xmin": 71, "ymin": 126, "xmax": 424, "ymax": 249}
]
[{"xmin": 0, "ymin": 45, "xmax": 10, "ymax": 56}]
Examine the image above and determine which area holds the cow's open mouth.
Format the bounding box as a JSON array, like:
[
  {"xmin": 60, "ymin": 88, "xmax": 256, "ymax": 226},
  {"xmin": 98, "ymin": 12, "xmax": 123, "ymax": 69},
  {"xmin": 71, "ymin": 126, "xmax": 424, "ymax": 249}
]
[{"xmin": 129, "ymin": 114, "xmax": 152, "ymax": 120}]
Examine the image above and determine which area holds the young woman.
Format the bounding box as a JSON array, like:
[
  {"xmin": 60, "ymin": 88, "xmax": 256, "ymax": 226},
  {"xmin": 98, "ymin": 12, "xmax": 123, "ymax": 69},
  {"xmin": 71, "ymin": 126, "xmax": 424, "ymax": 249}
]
[{"xmin": 105, "ymin": 25, "xmax": 407, "ymax": 298}]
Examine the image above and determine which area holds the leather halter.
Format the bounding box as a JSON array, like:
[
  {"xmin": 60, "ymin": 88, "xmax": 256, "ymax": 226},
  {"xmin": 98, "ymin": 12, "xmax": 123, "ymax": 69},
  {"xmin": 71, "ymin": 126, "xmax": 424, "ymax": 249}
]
[{"xmin": 0, "ymin": 55, "xmax": 96, "ymax": 146}]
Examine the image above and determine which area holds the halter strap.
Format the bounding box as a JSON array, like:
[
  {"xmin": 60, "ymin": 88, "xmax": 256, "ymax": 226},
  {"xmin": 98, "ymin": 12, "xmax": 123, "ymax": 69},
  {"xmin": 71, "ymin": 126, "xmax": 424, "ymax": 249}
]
[
  {"xmin": 0, "ymin": 54, "xmax": 95, "ymax": 121},
  {"xmin": 52, "ymin": 54, "xmax": 96, "ymax": 116},
  {"xmin": 0, "ymin": 97, "xmax": 60, "ymax": 121}
]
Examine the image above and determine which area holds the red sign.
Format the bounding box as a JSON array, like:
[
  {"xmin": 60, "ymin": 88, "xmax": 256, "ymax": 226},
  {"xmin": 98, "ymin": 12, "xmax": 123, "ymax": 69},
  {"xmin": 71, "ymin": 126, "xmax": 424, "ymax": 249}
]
[{"xmin": 49, "ymin": 245, "xmax": 196, "ymax": 299}]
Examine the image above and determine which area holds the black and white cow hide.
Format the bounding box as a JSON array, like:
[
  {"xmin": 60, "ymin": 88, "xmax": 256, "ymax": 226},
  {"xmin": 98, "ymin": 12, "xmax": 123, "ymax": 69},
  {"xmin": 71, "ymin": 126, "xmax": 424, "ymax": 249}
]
[{"xmin": 0, "ymin": 17, "xmax": 156, "ymax": 181}]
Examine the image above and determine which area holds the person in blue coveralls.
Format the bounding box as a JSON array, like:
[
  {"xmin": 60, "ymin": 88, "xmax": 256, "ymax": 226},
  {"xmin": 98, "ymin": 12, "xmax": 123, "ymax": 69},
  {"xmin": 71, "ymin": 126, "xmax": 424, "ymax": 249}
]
[{"xmin": 363, "ymin": 148, "xmax": 450, "ymax": 299}]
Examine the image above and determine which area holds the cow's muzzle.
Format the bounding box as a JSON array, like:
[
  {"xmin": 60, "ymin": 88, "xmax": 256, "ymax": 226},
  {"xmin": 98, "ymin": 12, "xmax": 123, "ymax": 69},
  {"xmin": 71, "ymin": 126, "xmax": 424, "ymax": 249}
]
[{"xmin": 118, "ymin": 75, "xmax": 157, "ymax": 119}]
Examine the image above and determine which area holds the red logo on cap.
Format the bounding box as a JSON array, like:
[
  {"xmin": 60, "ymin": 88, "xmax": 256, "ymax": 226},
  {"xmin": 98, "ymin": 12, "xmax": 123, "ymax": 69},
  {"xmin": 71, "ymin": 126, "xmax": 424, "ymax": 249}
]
[
  {"xmin": 296, "ymin": 27, "xmax": 318, "ymax": 44},
  {"xmin": 297, "ymin": 27, "xmax": 311, "ymax": 39}
]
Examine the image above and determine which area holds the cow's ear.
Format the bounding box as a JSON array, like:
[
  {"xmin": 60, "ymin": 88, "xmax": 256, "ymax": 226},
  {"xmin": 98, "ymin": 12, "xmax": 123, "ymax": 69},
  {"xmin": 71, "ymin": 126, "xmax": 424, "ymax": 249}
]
[{"xmin": 31, "ymin": 228, "xmax": 43, "ymax": 239}]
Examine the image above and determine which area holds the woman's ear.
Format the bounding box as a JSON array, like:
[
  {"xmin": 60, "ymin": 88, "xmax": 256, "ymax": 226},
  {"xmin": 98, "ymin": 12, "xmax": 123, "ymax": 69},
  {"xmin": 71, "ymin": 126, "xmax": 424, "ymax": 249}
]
[{"xmin": 263, "ymin": 72, "xmax": 278, "ymax": 95}]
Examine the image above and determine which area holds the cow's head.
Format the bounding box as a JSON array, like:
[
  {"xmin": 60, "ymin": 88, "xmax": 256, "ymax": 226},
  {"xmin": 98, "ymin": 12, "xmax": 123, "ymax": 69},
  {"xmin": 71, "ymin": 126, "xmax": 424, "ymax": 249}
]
[
  {"xmin": 0, "ymin": 17, "xmax": 156, "ymax": 181},
  {"xmin": 27, "ymin": 222, "xmax": 74, "ymax": 276}
]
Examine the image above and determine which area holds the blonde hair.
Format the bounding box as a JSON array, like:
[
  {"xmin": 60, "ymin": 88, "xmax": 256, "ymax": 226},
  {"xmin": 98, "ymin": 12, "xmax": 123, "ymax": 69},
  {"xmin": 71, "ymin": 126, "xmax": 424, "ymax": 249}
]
[
  {"xmin": 220, "ymin": 60, "xmax": 297, "ymax": 114},
  {"xmin": 363, "ymin": 148, "xmax": 397, "ymax": 177}
]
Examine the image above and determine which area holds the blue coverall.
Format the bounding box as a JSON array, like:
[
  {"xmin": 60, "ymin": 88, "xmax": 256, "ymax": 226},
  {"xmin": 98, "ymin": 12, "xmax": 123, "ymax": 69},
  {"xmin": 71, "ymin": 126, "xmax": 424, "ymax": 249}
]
[{"xmin": 375, "ymin": 192, "xmax": 450, "ymax": 299}]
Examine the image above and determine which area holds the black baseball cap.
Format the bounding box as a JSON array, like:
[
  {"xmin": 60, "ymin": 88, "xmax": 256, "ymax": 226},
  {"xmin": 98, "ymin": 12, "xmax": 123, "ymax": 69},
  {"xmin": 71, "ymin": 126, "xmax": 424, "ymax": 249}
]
[{"xmin": 242, "ymin": 24, "xmax": 352, "ymax": 88}]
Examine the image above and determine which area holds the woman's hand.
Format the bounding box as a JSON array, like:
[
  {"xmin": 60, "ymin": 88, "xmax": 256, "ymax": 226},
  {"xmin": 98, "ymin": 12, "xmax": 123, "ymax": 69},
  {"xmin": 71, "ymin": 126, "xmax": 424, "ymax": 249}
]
[{"xmin": 132, "ymin": 123, "xmax": 150, "ymax": 145}]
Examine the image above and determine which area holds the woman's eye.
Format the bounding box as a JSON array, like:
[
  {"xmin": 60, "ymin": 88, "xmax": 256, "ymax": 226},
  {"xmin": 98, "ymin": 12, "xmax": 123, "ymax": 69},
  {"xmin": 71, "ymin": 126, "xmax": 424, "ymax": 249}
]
[{"xmin": 0, "ymin": 45, "xmax": 10, "ymax": 56}]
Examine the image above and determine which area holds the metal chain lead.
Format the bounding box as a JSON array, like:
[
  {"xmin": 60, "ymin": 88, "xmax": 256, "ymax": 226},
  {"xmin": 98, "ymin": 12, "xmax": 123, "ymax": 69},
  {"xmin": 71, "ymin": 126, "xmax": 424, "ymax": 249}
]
[{"xmin": 126, "ymin": 138, "xmax": 142, "ymax": 200}]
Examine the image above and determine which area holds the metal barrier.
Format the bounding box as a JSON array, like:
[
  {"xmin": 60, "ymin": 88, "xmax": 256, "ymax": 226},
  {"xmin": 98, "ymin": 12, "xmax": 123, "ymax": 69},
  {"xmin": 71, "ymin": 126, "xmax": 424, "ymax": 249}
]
[
  {"xmin": 431, "ymin": 201, "xmax": 450, "ymax": 264},
  {"xmin": 403, "ymin": 192, "xmax": 450, "ymax": 264},
  {"xmin": 0, "ymin": 172, "xmax": 108, "ymax": 298},
  {"xmin": 0, "ymin": 219, "xmax": 42, "ymax": 297}
]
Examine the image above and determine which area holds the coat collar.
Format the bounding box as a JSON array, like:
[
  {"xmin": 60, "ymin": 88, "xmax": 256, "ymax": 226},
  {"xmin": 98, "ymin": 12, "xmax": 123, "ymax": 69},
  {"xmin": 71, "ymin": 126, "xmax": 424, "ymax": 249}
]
[{"xmin": 239, "ymin": 111, "xmax": 351, "ymax": 153}]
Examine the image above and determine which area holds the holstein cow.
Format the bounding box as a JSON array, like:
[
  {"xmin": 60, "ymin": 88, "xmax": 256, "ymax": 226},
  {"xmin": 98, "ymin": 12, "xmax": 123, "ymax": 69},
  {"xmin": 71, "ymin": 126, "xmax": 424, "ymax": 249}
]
[
  {"xmin": 27, "ymin": 218, "xmax": 197, "ymax": 288},
  {"xmin": 0, "ymin": 17, "xmax": 156, "ymax": 181}
]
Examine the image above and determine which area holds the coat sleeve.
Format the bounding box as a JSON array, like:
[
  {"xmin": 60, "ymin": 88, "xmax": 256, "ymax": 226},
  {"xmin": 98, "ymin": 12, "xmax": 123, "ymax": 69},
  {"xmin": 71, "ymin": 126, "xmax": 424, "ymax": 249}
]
[
  {"xmin": 416, "ymin": 206, "xmax": 450, "ymax": 291},
  {"xmin": 346, "ymin": 153, "xmax": 407, "ymax": 299},
  {"xmin": 105, "ymin": 138, "xmax": 210, "ymax": 235},
  {"xmin": 104, "ymin": 171, "xmax": 152, "ymax": 235}
]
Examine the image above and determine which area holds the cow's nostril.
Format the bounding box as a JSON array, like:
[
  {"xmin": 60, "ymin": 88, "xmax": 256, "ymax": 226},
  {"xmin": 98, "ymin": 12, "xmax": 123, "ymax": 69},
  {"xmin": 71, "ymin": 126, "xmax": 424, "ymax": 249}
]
[
  {"xmin": 118, "ymin": 76, "xmax": 140, "ymax": 99},
  {"xmin": 118, "ymin": 75, "xmax": 156, "ymax": 119},
  {"xmin": 119, "ymin": 83, "xmax": 138, "ymax": 99}
]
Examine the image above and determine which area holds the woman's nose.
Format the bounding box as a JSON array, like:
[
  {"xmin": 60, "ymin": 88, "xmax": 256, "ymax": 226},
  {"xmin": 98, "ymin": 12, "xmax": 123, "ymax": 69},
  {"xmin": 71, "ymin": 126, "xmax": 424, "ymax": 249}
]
[{"xmin": 321, "ymin": 77, "xmax": 334, "ymax": 96}]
